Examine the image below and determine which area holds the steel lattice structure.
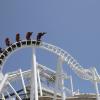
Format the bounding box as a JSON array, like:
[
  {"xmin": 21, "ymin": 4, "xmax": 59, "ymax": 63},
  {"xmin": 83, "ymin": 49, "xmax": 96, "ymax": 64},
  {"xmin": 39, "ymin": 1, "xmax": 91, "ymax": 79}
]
[{"xmin": 0, "ymin": 40, "xmax": 100, "ymax": 100}]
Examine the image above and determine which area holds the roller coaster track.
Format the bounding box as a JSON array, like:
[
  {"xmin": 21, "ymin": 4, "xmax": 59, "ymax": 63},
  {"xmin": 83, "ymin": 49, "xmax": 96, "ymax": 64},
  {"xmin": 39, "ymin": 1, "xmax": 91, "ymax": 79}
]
[{"xmin": 0, "ymin": 40, "xmax": 99, "ymax": 82}]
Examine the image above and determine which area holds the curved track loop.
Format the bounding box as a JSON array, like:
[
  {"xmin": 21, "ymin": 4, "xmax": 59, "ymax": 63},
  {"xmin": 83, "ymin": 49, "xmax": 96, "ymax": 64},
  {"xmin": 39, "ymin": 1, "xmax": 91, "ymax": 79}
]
[{"xmin": 0, "ymin": 40, "xmax": 97, "ymax": 81}]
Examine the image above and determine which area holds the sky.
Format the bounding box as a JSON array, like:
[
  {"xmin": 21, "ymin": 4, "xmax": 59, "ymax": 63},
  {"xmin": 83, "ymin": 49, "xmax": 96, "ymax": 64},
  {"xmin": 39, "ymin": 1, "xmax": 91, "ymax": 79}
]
[{"xmin": 0, "ymin": 0, "xmax": 100, "ymax": 94}]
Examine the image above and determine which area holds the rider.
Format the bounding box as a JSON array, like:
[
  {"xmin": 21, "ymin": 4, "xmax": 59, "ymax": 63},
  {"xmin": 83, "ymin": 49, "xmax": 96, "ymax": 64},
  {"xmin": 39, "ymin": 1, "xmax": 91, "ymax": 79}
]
[
  {"xmin": 5, "ymin": 38, "xmax": 11, "ymax": 46},
  {"xmin": 36, "ymin": 32, "xmax": 47, "ymax": 41},
  {"xmin": 26, "ymin": 32, "xmax": 33, "ymax": 40},
  {"xmin": 16, "ymin": 33, "xmax": 21, "ymax": 42},
  {"xmin": 36, "ymin": 32, "xmax": 47, "ymax": 45}
]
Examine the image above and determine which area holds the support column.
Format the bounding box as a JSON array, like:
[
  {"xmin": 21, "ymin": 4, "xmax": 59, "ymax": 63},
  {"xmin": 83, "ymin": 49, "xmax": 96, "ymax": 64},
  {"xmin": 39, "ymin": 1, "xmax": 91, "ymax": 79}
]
[
  {"xmin": 70, "ymin": 76, "xmax": 74, "ymax": 96},
  {"xmin": 92, "ymin": 67, "xmax": 100, "ymax": 100},
  {"xmin": 2, "ymin": 94, "xmax": 5, "ymax": 100},
  {"xmin": 61, "ymin": 81, "xmax": 66, "ymax": 100},
  {"xmin": 2, "ymin": 94, "xmax": 6, "ymax": 100},
  {"xmin": 37, "ymin": 69, "xmax": 43, "ymax": 96},
  {"xmin": 54, "ymin": 56, "xmax": 65, "ymax": 100},
  {"xmin": 30, "ymin": 48, "xmax": 38, "ymax": 100},
  {"xmin": 94, "ymin": 81, "xmax": 100, "ymax": 100}
]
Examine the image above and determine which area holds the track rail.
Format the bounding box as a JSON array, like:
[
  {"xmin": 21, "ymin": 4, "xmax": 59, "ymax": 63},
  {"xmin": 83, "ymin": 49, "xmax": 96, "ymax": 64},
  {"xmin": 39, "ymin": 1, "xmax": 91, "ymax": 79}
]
[{"xmin": 0, "ymin": 40, "xmax": 99, "ymax": 81}]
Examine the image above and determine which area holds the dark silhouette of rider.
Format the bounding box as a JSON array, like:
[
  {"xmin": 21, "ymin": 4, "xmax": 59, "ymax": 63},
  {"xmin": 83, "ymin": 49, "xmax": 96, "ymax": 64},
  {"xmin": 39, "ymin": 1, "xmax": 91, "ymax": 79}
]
[
  {"xmin": 16, "ymin": 33, "xmax": 21, "ymax": 42},
  {"xmin": 5, "ymin": 38, "xmax": 11, "ymax": 46},
  {"xmin": 36, "ymin": 32, "xmax": 47, "ymax": 41},
  {"xmin": 26, "ymin": 32, "xmax": 33, "ymax": 40}
]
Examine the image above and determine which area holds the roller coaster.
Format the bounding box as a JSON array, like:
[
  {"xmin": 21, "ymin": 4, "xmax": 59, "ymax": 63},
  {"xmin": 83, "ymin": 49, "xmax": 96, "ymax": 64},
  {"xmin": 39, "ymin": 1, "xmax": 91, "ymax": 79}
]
[{"xmin": 0, "ymin": 39, "xmax": 100, "ymax": 100}]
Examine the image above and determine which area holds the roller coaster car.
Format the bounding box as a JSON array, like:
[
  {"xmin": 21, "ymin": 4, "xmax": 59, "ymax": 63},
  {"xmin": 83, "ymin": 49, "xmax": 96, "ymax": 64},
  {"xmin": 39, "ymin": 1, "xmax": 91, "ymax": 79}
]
[
  {"xmin": 27, "ymin": 40, "xmax": 31, "ymax": 45},
  {"xmin": 3, "ymin": 50, "xmax": 8, "ymax": 56},
  {"xmin": 16, "ymin": 42, "xmax": 21, "ymax": 47},
  {"xmin": 0, "ymin": 55, "xmax": 5, "ymax": 60},
  {"xmin": 21, "ymin": 40, "xmax": 37, "ymax": 46},
  {"xmin": 7, "ymin": 47, "xmax": 12, "ymax": 52},
  {"xmin": 11, "ymin": 44, "xmax": 16, "ymax": 50},
  {"xmin": 26, "ymin": 40, "xmax": 41, "ymax": 46},
  {"xmin": 36, "ymin": 40, "xmax": 41, "ymax": 45},
  {"xmin": 32, "ymin": 40, "xmax": 37, "ymax": 45},
  {"xmin": 0, "ymin": 55, "xmax": 4, "ymax": 65},
  {"xmin": 21, "ymin": 41, "xmax": 27, "ymax": 46}
]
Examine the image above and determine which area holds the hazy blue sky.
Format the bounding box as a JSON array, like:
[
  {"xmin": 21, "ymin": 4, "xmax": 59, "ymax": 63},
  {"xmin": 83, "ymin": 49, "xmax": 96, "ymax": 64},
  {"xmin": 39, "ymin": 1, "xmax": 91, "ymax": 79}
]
[{"xmin": 0, "ymin": 0, "xmax": 100, "ymax": 93}]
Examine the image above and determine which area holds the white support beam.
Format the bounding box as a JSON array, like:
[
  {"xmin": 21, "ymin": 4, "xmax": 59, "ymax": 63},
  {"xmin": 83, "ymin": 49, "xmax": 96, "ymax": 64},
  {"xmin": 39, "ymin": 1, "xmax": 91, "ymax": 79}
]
[
  {"xmin": 95, "ymin": 82, "xmax": 100, "ymax": 100},
  {"xmin": 91, "ymin": 67, "xmax": 100, "ymax": 100},
  {"xmin": 8, "ymin": 82, "xmax": 22, "ymax": 100},
  {"xmin": 54, "ymin": 57, "xmax": 60, "ymax": 100},
  {"xmin": 0, "ymin": 74, "xmax": 8, "ymax": 93},
  {"xmin": 2, "ymin": 93, "xmax": 6, "ymax": 100},
  {"xmin": 37, "ymin": 69, "xmax": 43, "ymax": 96},
  {"xmin": 54, "ymin": 56, "xmax": 65, "ymax": 100},
  {"xmin": 30, "ymin": 48, "xmax": 38, "ymax": 100},
  {"xmin": 19, "ymin": 69, "xmax": 28, "ymax": 98},
  {"xmin": 70, "ymin": 76, "xmax": 74, "ymax": 96}
]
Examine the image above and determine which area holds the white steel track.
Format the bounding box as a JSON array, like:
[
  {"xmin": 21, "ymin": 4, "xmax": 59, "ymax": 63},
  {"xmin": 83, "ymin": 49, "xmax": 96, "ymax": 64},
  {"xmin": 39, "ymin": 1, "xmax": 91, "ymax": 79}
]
[{"xmin": 0, "ymin": 40, "xmax": 99, "ymax": 82}]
